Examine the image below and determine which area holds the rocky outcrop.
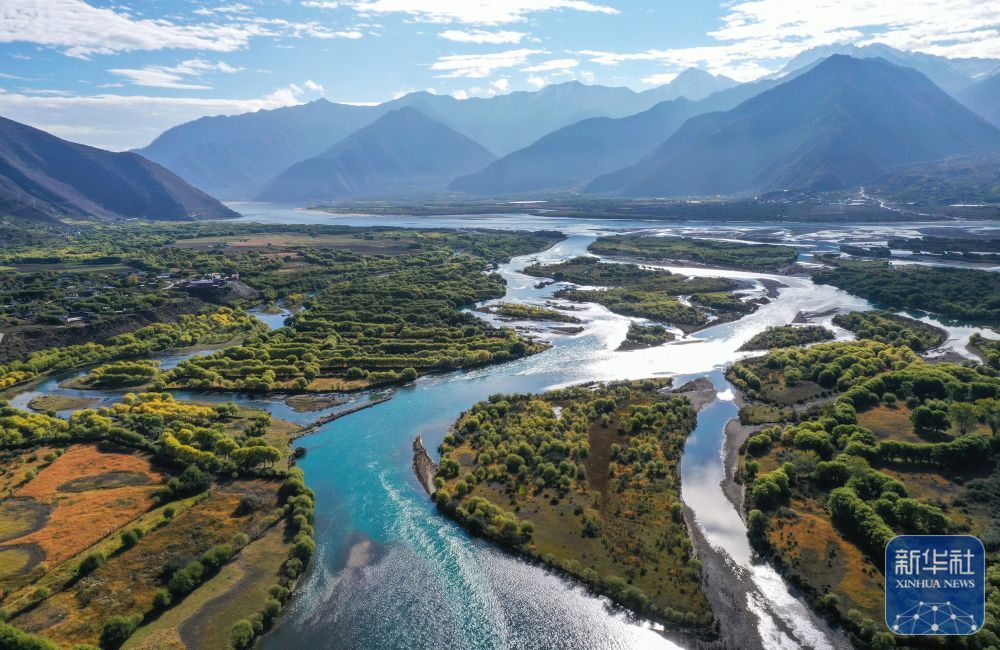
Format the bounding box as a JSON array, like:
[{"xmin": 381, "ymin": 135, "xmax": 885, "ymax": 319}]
[{"xmin": 412, "ymin": 436, "xmax": 437, "ymax": 495}]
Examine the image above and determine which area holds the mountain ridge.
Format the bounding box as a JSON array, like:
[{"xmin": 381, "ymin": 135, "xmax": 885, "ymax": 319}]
[
  {"xmin": 0, "ymin": 115, "xmax": 237, "ymax": 222},
  {"xmin": 587, "ymin": 55, "xmax": 1000, "ymax": 197},
  {"xmin": 256, "ymin": 107, "xmax": 495, "ymax": 201}
]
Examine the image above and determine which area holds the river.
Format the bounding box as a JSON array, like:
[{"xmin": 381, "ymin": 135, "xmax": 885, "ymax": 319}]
[{"xmin": 10, "ymin": 206, "xmax": 1000, "ymax": 649}]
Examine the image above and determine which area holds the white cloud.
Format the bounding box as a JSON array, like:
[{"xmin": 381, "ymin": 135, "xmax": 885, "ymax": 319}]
[
  {"xmin": 0, "ymin": 0, "xmax": 270, "ymax": 58},
  {"xmin": 578, "ymin": 0, "xmax": 1000, "ymax": 82},
  {"xmin": 0, "ymin": 82, "xmax": 324, "ymax": 150},
  {"xmin": 430, "ymin": 48, "xmax": 546, "ymax": 78},
  {"xmin": 491, "ymin": 78, "xmax": 510, "ymax": 91},
  {"xmin": 345, "ymin": 0, "xmax": 619, "ymax": 25},
  {"xmin": 303, "ymin": 79, "xmax": 325, "ymax": 92},
  {"xmin": 641, "ymin": 71, "xmax": 678, "ymax": 86},
  {"xmin": 439, "ymin": 29, "xmax": 526, "ymax": 44},
  {"xmin": 526, "ymin": 75, "xmax": 548, "ymax": 88},
  {"xmin": 0, "ymin": 0, "xmax": 365, "ymax": 59},
  {"xmin": 521, "ymin": 58, "xmax": 578, "ymax": 73},
  {"xmin": 109, "ymin": 58, "xmax": 240, "ymax": 90},
  {"xmin": 193, "ymin": 4, "xmax": 253, "ymax": 16}
]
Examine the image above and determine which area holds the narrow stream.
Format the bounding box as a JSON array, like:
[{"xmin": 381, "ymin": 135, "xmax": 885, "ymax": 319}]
[{"xmin": 8, "ymin": 209, "xmax": 1000, "ymax": 649}]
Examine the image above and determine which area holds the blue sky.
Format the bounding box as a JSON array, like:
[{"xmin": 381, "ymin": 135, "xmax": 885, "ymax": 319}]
[{"xmin": 2, "ymin": 0, "xmax": 998, "ymax": 150}]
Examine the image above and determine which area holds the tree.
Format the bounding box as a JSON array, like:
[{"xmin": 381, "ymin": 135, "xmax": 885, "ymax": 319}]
[
  {"xmin": 976, "ymin": 398, "xmax": 1000, "ymax": 438},
  {"xmin": 911, "ymin": 405, "xmax": 949, "ymax": 437},
  {"xmin": 230, "ymin": 619, "xmax": 255, "ymax": 649},
  {"xmin": 949, "ymin": 402, "xmax": 977, "ymax": 436}
]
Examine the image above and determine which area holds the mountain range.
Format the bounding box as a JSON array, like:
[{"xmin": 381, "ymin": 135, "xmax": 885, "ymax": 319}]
[
  {"xmin": 586, "ymin": 56, "xmax": 1000, "ymax": 197},
  {"xmin": 257, "ymin": 108, "xmax": 495, "ymax": 201},
  {"xmin": 778, "ymin": 43, "xmax": 999, "ymax": 96},
  {"xmin": 136, "ymin": 69, "xmax": 743, "ymax": 199},
  {"xmin": 449, "ymin": 98, "xmax": 704, "ymax": 194},
  {"xmin": 0, "ymin": 116, "xmax": 236, "ymax": 223},
  {"xmin": 6, "ymin": 44, "xmax": 1000, "ymax": 221}
]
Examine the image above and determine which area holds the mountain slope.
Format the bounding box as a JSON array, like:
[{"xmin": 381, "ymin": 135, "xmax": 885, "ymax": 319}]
[
  {"xmin": 137, "ymin": 99, "xmax": 378, "ymax": 200},
  {"xmin": 780, "ymin": 43, "xmax": 999, "ymax": 95},
  {"xmin": 959, "ymin": 71, "xmax": 1000, "ymax": 128},
  {"xmin": 449, "ymin": 98, "xmax": 704, "ymax": 195},
  {"xmin": 256, "ymin": 108, "xmax": 495, "ymax": 201},
  {"xmin": 588, "ymin": 56, "xmax": 1000, "ymax": 198},
  {"xmin": 639, "ymin": 68, "xmax": 738, "ymax": 103},
  {"xmin": 0, "ymin": 115, "xmax": 237, "ymax": 222},
  {"xmin": 137, "ymin": 78, "xmax": 744, "ymax": 200}
]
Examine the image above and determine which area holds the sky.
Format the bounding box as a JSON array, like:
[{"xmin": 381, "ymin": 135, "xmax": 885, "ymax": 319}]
[{"xmin": 1, "ymin": 0, "xmax": 999, "ymax": 150}]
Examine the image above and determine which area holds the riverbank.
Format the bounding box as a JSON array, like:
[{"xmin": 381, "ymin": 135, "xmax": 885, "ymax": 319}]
[{"xmin": 294, "ymin": 393, "xmax": 394, "ymax": 438}]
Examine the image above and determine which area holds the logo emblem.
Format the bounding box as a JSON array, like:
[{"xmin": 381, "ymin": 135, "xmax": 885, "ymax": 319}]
[{"xmin": 885, "ymin": 535, "xmax": 985, "ymax": 635}]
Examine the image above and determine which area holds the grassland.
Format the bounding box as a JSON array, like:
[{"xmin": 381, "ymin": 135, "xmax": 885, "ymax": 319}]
[
  {"xmin": 27, "ymin": 396, "xmax": 100, "ymax": 412},
  {"xmin": 0, "ymin": 393, "xmax": 314, "ymax": 650},
  {"xmin": 435, "ymin": 380, "xmax": 716, "ymax": 637}
]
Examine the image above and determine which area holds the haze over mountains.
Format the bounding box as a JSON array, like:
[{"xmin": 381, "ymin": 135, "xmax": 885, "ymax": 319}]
[
  {"xmin": 588, "ymin": 56, "xmax": 1000, "ymax": 197},
  {"xmin": 257, "ymin": 108, "xmax": 495, "ymax": 201},
  {"xmin": 4, "ymin": 42, "xmax": 1000, "ymax": 220},
  {"xmin": 959, "ymin": 71, "xmax": 1000, "ymax": 128},
  {"xmin": 449, "ymin": 98, "xmax": 705, "ymax": 195},
  {"xmin": 0, "ymin": 116, "xmax": 237, "ymax": 223},
  {"xmin": 139, "ymin": 73, "xmax": 727, "ymax": 200}
]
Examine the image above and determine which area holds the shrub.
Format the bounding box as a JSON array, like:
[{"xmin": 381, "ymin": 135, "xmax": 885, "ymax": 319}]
[
  {"xmin": 152, "ymin": 589, "xmax": 171, "ymax": 610},
  {"xmin": 99, "ymin": 615, "xmax": 141, "ymax": 649},
  {"xmin": 76, "ymin": 552, "xmax": 105, "ymax": 578},
  {"xmin": 0, "ymin": 622, "xmax": 58, "ymax": 650},
  {"xmin": 119, "ymin": 528, "xmax": 143, "ymax": 549},
  {"xmin": 168, "ymin": 560, "xmax": 205, "ymax": 596},
  {"xmin": 230, "ymin": 619, "xmax": 254, "ymax": 650}
]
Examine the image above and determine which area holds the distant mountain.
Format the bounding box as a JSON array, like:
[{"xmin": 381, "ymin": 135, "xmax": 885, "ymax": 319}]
[
  {"xmin": 449, "ymin": 98, "xmax": 704, "ymax": 195},
  {"xmin": 391, "ymin": 81, "xmax": 660, "ymax": 157},
  {"xmin": 638, "ymin": 68, "xmax": 738, "ymax": 103},
  {"xmin": 256, "ymin": 108, "xmax": 495, "ymax": 201},
  {"xmin": 959, "ymin": 71, "xmax": 1000, "ymax": 127},
  {"xmin": 137, "ymin": 78, "xmax": 740, "ymax": 200},
  {"xmin": 780, "ymin": 43, "xmax": 999, "ymax": 95},
  {"xmin": 137, "ymin": 99, "xmax": 378, "ymax": 200},
  {"xmin": 0, "ymin": 115, "xmax": 237, "ymax": 222},
  {"xmin": 588, "ymin": 56, "xmax": 1000, "ymax": 198}
]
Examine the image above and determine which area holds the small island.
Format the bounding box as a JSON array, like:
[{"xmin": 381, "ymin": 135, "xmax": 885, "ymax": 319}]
[
  {"xmin": 618, "ymin": 322, "xmax": 674, "ymax": 350},
  {"xmin": 433, "ymin": 379, "xmax": 716, "ymax": 638},
  {"xmin": 588, "ymin": 234, "xmax": 799, "ymax": 271},
  {"xmin": 476, "ymin": 302, "xmax": 582, "ymax": 323},
  {"xmin": 524, "ymin": 256, "xmax": 755, "ymax": 333},
  {"xmin": 737, "ymin": 325, "xmax": 834, "ymax": 351},
  {"xmin": 832, "ymin": 310, "xmax": 946, "ymax": 351}
]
